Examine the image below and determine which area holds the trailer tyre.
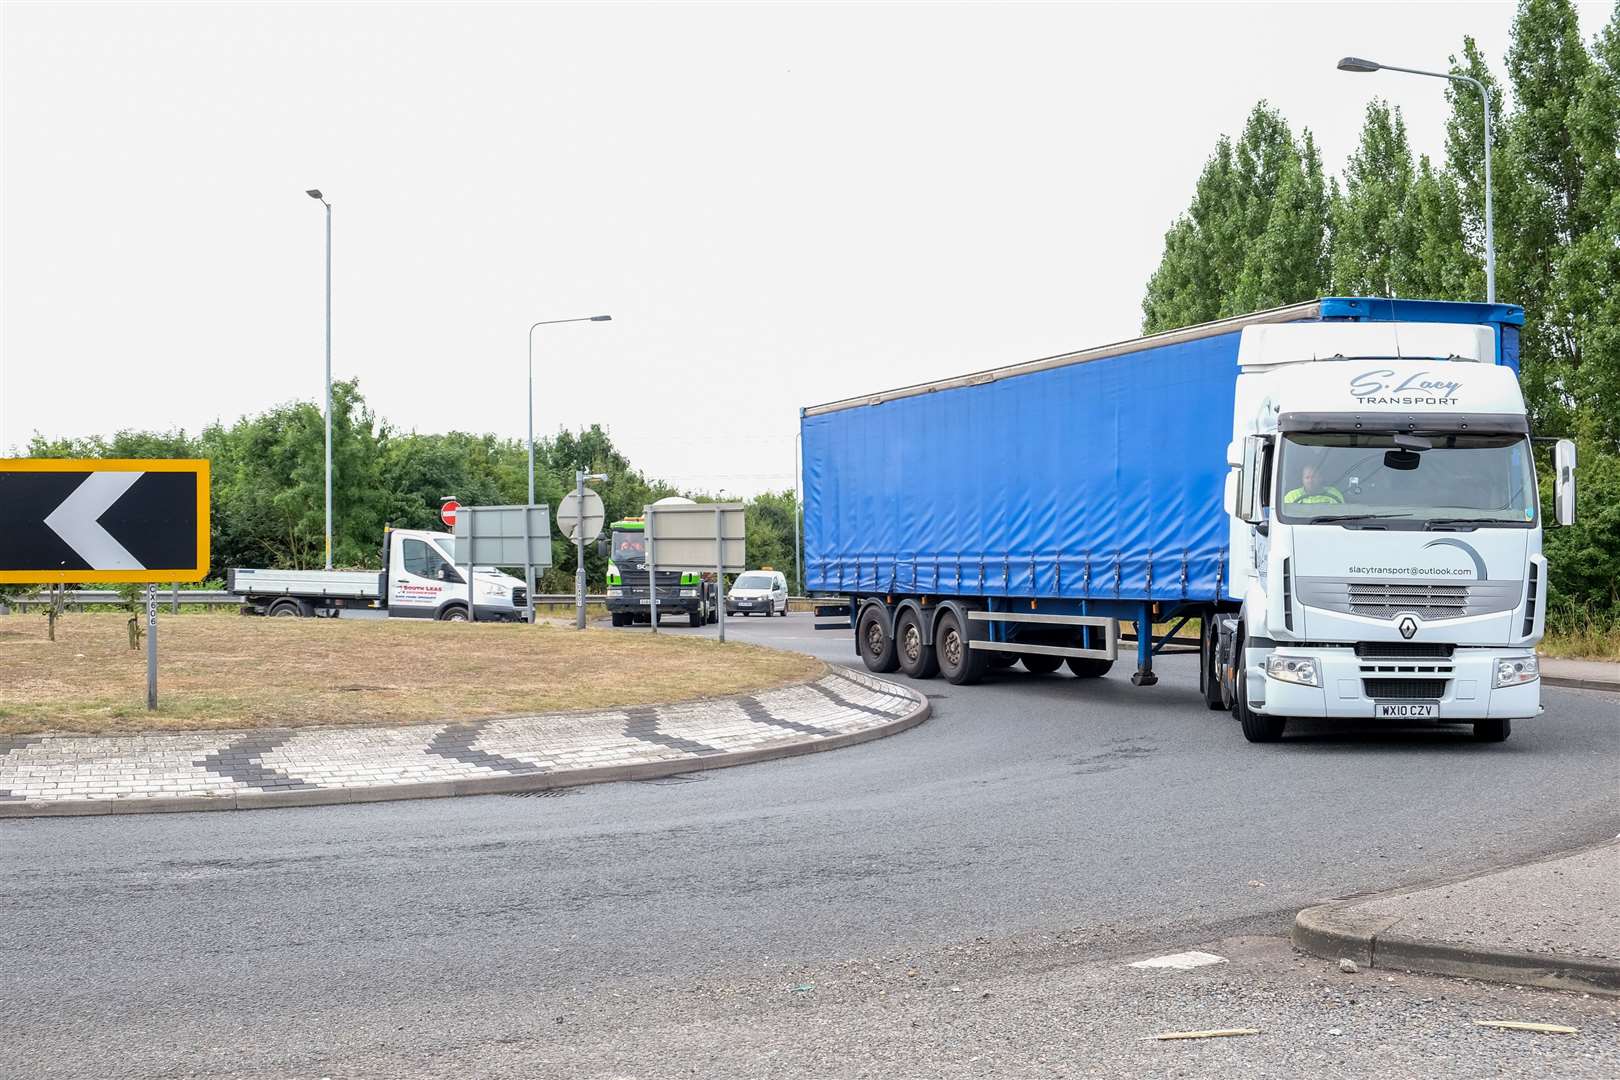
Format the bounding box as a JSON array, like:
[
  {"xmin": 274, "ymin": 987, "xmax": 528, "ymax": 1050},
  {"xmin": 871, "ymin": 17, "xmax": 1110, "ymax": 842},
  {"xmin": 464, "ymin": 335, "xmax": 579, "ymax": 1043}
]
[
  {"xmin": 1065, "ymin": 657, "xmax": 1114, "ymax": 678},
  {"xmin": 857, "ymin": 604, "xmax": 900, "ymax": 674},
  {"xmin": 1020, "ymin": 653, "xmax": 1063, "ymax": 675},
  {"xmin": 1473, "ymin": 717, "xmax": 1511, "ymax": 743},
  {"xmin": 268, "ymin": 599, "xmax": 305, "ymax": 618},
  {"xmin": 895, "ymin": 608, "xmax": 939, "ymax": 679},
  {"xmin": 934, "ymin": 610, "xmax": 987, "ymax": 685}
]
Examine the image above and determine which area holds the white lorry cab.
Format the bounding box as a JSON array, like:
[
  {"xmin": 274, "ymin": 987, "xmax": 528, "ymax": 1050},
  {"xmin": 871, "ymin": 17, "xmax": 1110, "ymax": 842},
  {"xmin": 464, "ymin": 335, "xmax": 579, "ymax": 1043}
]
[
  {"xmin": 229, "ymin": 527, "xmax": 529, "ymax": 621},
  {"xmin": 1218, "ymin": 317, "xmax": 1576, "ymax": 742}
]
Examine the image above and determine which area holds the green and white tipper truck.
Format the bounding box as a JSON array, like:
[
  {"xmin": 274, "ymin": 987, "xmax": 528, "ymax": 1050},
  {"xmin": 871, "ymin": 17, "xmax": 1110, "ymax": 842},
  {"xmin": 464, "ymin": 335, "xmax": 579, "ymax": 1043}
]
[{"xmin": 604, "ymin": 505, "xmax": 719, "ymax": 627}]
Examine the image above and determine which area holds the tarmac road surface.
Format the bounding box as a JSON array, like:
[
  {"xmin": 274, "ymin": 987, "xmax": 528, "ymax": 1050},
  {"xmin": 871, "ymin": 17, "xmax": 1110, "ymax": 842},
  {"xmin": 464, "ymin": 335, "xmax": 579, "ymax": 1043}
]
[{"xmin": 4, "ymin": 613, "xmax": 1616, "ymax": 1078}]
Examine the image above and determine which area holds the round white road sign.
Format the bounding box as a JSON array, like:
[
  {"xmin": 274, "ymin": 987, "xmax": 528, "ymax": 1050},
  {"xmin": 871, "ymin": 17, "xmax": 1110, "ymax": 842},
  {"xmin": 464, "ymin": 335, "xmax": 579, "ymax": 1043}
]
[{"xmin": 556, "ymin": 488, "xmax": 605, "ymax": 544}]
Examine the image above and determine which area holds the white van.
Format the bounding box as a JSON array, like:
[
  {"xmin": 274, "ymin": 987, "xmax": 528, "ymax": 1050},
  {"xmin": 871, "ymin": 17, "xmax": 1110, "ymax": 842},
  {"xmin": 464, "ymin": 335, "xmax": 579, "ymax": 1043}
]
[
  {"xmin": 229, "ymin": 528, "xmax": 528, "ymax": 621},
  {"xmin": 727, "ymin": 570, "xmax": 788, "ymax": 617}
]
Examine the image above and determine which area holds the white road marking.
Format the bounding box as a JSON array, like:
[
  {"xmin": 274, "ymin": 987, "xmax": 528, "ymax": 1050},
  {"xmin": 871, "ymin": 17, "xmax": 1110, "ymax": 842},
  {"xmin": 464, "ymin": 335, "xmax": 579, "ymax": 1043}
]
[
  {"xmin": 44, "ymin": 471, "xmax": 143, "ymax": 570},
  {"xmin": 1128, "ymin": 950, "xmax": 1228, "ymax": 971}
]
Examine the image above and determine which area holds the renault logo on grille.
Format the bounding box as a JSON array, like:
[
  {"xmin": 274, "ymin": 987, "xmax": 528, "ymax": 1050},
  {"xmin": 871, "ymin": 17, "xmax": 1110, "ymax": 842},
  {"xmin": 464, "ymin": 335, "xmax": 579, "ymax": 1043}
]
[{"xmin": 1398, "ymin": 615, "xmax": 1419, "ymax": 639}]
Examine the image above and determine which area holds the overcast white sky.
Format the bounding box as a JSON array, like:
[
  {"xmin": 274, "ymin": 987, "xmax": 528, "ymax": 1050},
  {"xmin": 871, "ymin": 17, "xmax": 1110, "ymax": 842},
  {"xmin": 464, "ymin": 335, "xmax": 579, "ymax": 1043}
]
[{"xmin": 2, "ymin": 2, "xmax": 1609, "ymax": 495}]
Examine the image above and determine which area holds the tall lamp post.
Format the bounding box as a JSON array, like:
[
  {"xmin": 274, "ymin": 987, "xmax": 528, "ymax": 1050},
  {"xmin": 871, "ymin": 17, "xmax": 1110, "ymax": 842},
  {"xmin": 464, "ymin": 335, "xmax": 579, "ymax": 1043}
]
[
  {"xmin": 1337, "ymin": 56, "xmax": 1495, "ymax": 304},
  {"xmin": 527, "ymin": 314, "xmax": 612, "ymax": 622},
  {"xmin": 305, "ymin": 189, "xmax": 334, "ymax": 569}
]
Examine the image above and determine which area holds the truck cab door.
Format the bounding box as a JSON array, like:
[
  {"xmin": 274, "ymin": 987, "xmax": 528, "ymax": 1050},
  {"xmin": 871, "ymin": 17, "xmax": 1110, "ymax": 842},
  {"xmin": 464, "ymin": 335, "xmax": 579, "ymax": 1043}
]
[{"xmin": 390, "ymin": 535, "xmax": 461, "ymax": 617}]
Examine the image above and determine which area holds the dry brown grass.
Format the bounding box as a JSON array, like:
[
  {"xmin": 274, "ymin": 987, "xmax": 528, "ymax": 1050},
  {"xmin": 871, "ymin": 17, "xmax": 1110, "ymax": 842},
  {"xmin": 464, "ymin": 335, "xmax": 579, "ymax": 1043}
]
[{"xmin": 0, "ymin": 612, "xmax": 823, "ymax": 736}]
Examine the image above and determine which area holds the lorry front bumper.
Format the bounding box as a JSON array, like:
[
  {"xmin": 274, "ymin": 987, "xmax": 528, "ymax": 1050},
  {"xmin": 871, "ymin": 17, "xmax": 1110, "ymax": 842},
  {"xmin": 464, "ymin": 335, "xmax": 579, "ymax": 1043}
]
[
  {"xmin": 1253, "ymin": 647, "xmax": 1540, "ymax": 722},
  {"xmin": 606, "ymin": 591, "xmax": 702, "ymax": 614}
]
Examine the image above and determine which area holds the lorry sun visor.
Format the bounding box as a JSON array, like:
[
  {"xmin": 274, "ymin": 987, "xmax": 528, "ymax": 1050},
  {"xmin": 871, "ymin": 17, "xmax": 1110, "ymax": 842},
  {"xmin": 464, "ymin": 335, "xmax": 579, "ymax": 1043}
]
[{"xmin": 1277, "ymin": 411, "xmax": 1528, "ymax": 434}]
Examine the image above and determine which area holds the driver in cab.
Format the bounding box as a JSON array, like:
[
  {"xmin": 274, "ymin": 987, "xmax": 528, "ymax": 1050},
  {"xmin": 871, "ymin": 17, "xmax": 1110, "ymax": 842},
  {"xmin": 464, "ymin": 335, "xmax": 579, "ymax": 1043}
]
[{"xmin": 1284, "ymin": 463, "xmax": 1344, "ymax": 505}]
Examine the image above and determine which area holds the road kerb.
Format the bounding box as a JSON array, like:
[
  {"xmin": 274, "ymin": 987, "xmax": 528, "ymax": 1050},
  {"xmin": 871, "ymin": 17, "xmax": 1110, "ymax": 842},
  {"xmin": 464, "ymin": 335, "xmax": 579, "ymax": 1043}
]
[{"xmin": 1293, "ymin": 899, "xmax": 1620, "ymax": 996}]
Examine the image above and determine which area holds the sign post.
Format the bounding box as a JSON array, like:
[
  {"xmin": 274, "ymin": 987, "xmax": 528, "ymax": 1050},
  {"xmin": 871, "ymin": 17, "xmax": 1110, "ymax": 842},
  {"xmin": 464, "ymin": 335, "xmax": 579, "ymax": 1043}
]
[
  {"xmin": 556, "ymin": 474, "xmax": 606, "ymax": 630},
  {"xmin": 453, "ymin": 503, "xmax": 553, "ymax": 624},
  {"xmin": 0, "ymin": 459, "xmax": 211, "ymax": 714},
  {"xmin": 644, "ymin": 502, "xmax": 746, "ymax": 641},
  {"xmin": 715, "ymin": 505, "xmax": 727, "ymax": 643},
  {"xmin": 146, "ymin": 584, "xmax": 159, "ymax": 710}
]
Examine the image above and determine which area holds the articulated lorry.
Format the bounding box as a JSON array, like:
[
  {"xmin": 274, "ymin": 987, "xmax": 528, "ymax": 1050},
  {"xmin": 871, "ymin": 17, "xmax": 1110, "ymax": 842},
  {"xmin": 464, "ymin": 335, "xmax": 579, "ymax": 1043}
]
[
  {"xmin": 803, "ymin": 297, "xmax": 1578, "ymax": 743},
  {"xmin": 229, "ymin": 526, "xmax": 528, "ymax": 621}
]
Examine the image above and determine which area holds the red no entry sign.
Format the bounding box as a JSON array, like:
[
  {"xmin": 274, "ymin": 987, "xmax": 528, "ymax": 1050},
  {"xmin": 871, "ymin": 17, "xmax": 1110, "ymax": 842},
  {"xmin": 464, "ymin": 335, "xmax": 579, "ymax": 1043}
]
[{"xmin": 440, "ymin": 500, "xmax": 459, "ymax": 528}]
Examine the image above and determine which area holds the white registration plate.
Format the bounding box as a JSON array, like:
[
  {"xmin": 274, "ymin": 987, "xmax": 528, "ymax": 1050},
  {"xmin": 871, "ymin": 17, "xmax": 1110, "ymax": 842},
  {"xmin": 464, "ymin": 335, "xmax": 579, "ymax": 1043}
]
[{"xmin": 1377, "ymin": 701, "xmax": 1439, "ymax": 719}]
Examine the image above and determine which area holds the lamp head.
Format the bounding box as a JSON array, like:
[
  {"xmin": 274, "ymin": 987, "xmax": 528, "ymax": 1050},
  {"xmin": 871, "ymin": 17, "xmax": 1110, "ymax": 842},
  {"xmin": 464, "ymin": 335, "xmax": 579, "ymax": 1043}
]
[
  {"xmin": 1337, "ymin": 56, "xmax": 1382, "ymax": 73},
  {"xmin": 591, "ymin": 315, "xmax": 613, "ymax": 322}
]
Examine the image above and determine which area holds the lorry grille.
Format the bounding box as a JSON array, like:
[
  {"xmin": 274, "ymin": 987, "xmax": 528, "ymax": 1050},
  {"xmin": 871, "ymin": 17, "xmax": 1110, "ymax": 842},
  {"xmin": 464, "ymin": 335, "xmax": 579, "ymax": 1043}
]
[
  {"xmin": 1354, "ymin": 642, "xmax": 1454, "ymax": 659},
  {"xmin": 1347, "ymin": 582, "xmax": 1468, "ymax": 619},
  {"xmin": 617, "ymin": 569, "xmax": 684, "ymax": 589},
  {"xmin": 1363, "ymin": 677, "xmax": 1448, "ymax": 700},
  {"xmin": 1297, "ymin": 578, "xmax": 1521, "ymax": 620},
  {"xmin": 512, "ymin": 587, "xmax": 527, "ymax": 609}
]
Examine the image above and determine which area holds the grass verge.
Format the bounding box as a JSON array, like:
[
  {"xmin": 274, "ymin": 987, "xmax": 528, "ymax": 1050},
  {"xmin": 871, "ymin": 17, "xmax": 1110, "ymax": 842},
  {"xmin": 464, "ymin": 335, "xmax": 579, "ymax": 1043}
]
[{"xmin": 0, "ymin": 612, "xmax": 823, "ymax": 736}]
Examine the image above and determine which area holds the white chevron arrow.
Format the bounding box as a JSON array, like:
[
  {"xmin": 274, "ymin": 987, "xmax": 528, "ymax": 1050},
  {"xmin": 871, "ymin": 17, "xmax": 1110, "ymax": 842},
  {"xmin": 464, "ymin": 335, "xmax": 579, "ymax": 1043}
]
[{"xmin": 44, "ymin": 472, "xmax": 144, "ymax": 570}]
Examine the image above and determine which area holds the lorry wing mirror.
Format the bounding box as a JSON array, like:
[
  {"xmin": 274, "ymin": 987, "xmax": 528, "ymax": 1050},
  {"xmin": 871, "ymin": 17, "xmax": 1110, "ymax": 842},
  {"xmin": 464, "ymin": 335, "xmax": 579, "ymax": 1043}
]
[
  {"xmin": 1235, "ymin": 435, "xmax": 1266, "ymax": 524},
  {"xmin": 1554, "ymin": 438, "xmax": 1578, "ymax": 527},
  {"xmin": 596, "ymin": 538, "xmax": 610, "ymax": 557}
]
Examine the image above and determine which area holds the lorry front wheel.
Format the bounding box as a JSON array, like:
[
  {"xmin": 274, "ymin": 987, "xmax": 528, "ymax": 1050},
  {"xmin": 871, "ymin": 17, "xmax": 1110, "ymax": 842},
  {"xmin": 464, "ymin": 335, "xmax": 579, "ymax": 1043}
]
[
  {"xmin": 934, "ymin": 610, "xmax": 987, "ymax": 685},
  {"xmin": 895, "ymin": 609, "xmax": 939, "ymax": 679},
  {"xmin": 439, "ymin": 604, "xmax": 469, "ymax": 622},
  {"xmin": 1234, "ymin": 645, "xmax": 1285, "ymax": 742},
  {"xmin": 1020, "ymin": 653, "xmax": 1063, "ymax": 675},
  {"xmin": 689, "ymin": 610, "xmax": 704, "ymax": 628},
  {"xmin": 857, "ymin": 605, "xmax": 899, "ymax": 673},
  {"xmin": 1473, "ymin": 717, "xmax": 1511, "ymax": 742}
]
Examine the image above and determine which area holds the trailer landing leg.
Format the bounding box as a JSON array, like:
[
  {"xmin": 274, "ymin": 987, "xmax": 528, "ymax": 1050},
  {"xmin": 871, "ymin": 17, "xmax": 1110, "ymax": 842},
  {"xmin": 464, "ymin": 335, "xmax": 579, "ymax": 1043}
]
[{"xmin": 1131, "ymin": 603, "xmax": 1158, "ymax": 686}]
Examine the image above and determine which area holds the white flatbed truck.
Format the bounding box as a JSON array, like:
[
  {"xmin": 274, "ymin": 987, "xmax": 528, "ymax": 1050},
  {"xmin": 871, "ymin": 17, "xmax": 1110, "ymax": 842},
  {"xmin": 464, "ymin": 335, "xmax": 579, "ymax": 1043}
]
[{"xmin": 229, "ymin": 527, "xmax": 528, "ymax": 621}]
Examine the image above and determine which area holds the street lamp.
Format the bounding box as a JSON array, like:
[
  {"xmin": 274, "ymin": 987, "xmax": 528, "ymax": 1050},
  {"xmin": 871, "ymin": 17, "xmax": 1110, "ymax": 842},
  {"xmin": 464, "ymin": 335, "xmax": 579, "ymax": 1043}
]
[
  {"xmin": 306, "ymin": 188, "xmax": 334, "ymax": 569},
  {"xmin": 526, "ymin": 314, "xmax": 612, "ymax": 623},
  {"xmin": 1337, "ymin": 56, "xmax": 1496, "ymax": 303}
]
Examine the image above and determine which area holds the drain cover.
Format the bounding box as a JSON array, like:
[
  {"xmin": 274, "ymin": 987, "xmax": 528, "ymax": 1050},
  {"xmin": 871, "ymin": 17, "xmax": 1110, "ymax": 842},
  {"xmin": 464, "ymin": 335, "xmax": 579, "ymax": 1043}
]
[
  {"xmin": 505, "ymin": 787, "xmax": 575, "ymax": 798},
  {"xmin": 635, "ymin": 772, "xmax": 708, "ymax": 785}
]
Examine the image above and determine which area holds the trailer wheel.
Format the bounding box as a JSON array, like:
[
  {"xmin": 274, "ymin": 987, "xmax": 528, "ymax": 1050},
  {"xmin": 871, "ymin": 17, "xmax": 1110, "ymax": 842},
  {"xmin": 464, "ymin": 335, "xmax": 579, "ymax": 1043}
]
[
  {"xmin": 1200, "ymin": 618, "xmax": 1226, "ymax": 710},
  {"xmin": 1473, "ymin": 717, "xmax": 1511, "ymax": 742},
  {"xmin": 1234, "ymin": 636, "xmax": 1285, "ymax": 742},
  {"xmin": 894, "ymin": 608, "xmax": 939, "ymax": 679},
  {"xmin": 857, "ymin": 604, "xmax": 899, "ymax": 673},
  {"xmin": 934, "ymin": 610, "xmax": 987, "ymax": 685},
  {"xmin": 439, "ymin": 603, "xmax": 470, "ymax": 623},
  {"xmin": 268, "ymin": 599, "xmax": 305, "ymax": 618},
  {"xmin": 1065, "ymin": 657, "xmax": 1113, "ymax": 678},
  {"xmin": 1020, "ymin": 653, "xmax": 1063, "ymax": 675}
]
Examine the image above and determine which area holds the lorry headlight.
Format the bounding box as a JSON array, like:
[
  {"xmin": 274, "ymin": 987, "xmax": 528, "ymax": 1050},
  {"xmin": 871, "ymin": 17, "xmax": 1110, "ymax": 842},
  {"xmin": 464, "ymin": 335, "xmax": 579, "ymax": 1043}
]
[
  {"xmin": 606, "ymin": 588, "xmax": 624, "ymax": 598},
  {"xmin": 680, "ymin": 588, "xmax": 698, "ymax": 597},
  {"xmin": 1493, "ymin": 656, "xmax": 1539, "ymax": 688},
  {"xmin": 1264, "ymin": 655, "xmax": 1320, "ymax": 687}
]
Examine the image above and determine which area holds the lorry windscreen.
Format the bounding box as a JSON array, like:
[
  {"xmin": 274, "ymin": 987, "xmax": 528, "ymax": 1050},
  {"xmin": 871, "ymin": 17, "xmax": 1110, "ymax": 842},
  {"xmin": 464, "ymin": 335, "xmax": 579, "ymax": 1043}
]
[
  {"xmin": 611, "ymin": 531, "xmax": 647, "ymax": 564},
  {"xmin": 1276, "ymin": 433, "xmax": 1535, "ymax": 528}
]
